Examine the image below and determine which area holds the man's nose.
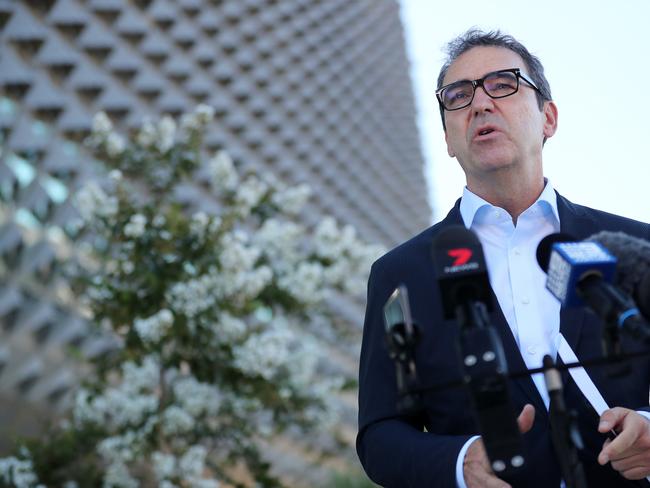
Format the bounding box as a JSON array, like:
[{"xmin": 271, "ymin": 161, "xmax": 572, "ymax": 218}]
[{"xmin": 471, "ymin": 85, "xmax": 495, "ymax": 114}]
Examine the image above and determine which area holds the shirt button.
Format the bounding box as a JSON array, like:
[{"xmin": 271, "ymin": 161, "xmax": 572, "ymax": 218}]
[
  {"xmin": 521, "ymin": 296, "xmax": 530, "ymax": 304},
  {"xmin": 513, "ymin": 247, "xmax": 521, "ymax": 256},
  {"xmin": 527, "ymin": 346, "xmax": 537, "ymax": 355}
]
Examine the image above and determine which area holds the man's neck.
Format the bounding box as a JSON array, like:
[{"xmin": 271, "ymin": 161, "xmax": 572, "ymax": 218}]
[{"xmin": 467, "ymin": 173, "xmax": 545, "ymax": 225}]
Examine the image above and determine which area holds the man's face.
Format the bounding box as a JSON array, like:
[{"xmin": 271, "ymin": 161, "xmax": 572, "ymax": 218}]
[{"xmin": 442, "ymin": 46, "xmax": 557, "ymax": 184}]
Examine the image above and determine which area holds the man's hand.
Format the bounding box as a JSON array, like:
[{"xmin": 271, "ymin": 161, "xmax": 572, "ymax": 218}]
[
  {"xmin": 464, "ymin": 404, "xmax": 535, "ymax": 488},
  {"xmin": 598, "ymin": 407, "xmax": 650, "ymax": 480}
]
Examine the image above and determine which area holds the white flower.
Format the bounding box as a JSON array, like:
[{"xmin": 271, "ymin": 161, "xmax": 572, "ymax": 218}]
[
  {"xmin": 172, "ymin": 376, "xmax": 221, "ymax": 417},
  {"xmin": 186, "ymin": 479, "xmax": 219, "ymax": 488},
  {"xmin": 75, "ymin": 181, "xmax": 119, "ymax": 221},
  {"xmin": 253, "ymin": 219, "xmax": 304, "ymax": 273},
  {"xmin": 157, "ymin": 116, "xmax": 176, "ymax": 153},
  {"xmin": 178, "ymin": 446, "xmax": 207, "ymax": 477},
  {"xmin": 195, "ymin": 104, "xmax": 215, "ymax": 124},
  {"xmin": 121, "ymin": 261, "xmax": 134, "ymax": 274},
  {"xmin": 166, "ymin": 272, "xmax": 220, "ymax": 318},
  {"xmin": 235, "ymin": 176, "xmax": 268, "ymax": 213},
  {"xmin": 152, "ymin": 451, "xmax": 176, "ymax": 480},
  {"xmin": 106, "ymin": 133, "xmax": 126, "ymax": 157},
  {"xmin": 278, "ymin": 261, "xmax": 325, "ymax": 304},
  {"xmin": 219, "ymin": 231, "xmax": 259, "ymax": 271},
  {"xmin": 73, "ymin": 389, "xmax": 105, "ymax": 426},
  {"xmin": 180, "ymin": 104, "xmax": 215, "ymax": 134},
  {"xmin": 213, "ymin": 312, "xmax": 247, "ymax": 343},
  {"xmin": 271, "ymin": 183, "xmax": 311, "ymax": 215},
  {"xmin": 98, "ymin": 432, "xmax": 139, "ymax": 464},
  {"xmin": 207, "ymin": 150, "xmax": 238, "ymax": 191},
  {"xmin": 0, "ymin": 455, "xmax": 41, "ymax": 488},
  {"xmin": 92, "ymin": 111, "xmax": 113, "ymax": 135},
  {"xmin": 190, "ymin": 212, "xmax": 219, "ymax": 241},
  {"xmin": 121, "ymin": 355, "xmax": 160, "ymax": 394},
  {"xmin": 161, "ymin": 405, "xmax": 194, "ymax": 435},
  {"xmin": 124, "ymin": 214, "xmax": 147, "ymax": 238},
  {"xmin": 137, "ymin": 119, "xmax": 157, "ymax": 147},
  {"xmin": 233, "ymin": 320, "xmax": 294, "ymax": 380},
  {"xmin": 313, "ymin": 217, "xmax": 357, "ymax": 259},
  {"xmin": 216, "ymin": 266, "xmax": 272, "ymax": 304},
  {"xmin": 286, "ymin": 336, "xmax": 320, "ymax": 389},
  {"xmin": 74, "ymin": 356, "xmax": 160, "ymax": 429},
  {"xmin": 108, "ymin": 170, "xmax": 123, "ymax": 182},
  {"xmin": 134, "ymin": 309, "xmax": 174, "ymax": 344},
  {"xmin": 102, "ymin": 459, "xmax": 138, "ymax": 488}
]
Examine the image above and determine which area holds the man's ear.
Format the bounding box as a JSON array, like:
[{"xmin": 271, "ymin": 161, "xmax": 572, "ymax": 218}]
[
  {"xmin": 445, "ymin": 130, "xmax": 455, "ymax": 157},
  {"xmin": 543, "ymin": 100, "xmax": 558, "ymax": 140}
]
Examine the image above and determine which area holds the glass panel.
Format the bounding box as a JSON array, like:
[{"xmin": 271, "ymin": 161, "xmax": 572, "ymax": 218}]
[
  {"xmin": 5, "ymin": 153, "xmax": 36, "ymax": 187},
  {"xmin": 15, "ymin": 208, "xmax": 41, "ymax": 230},
  {"xmin": 41, "ymin": 175, "xmax": 69, "ymax": 204}
]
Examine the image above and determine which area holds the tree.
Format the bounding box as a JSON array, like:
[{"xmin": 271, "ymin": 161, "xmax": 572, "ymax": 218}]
[{"xmin": 0, "ymin": 106, "xmax": 382, "ymax": 487}]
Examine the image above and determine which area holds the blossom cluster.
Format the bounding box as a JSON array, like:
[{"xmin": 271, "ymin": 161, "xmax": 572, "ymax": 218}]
[
  {"xmin": 0, "ymin": 106, "xmax": 384, "ymax": 487},
  {"xmin": 0, "ymin": 451, "xmax": 43, "ymax": 488}
]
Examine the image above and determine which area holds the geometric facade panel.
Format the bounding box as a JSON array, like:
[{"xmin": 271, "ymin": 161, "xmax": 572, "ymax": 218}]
[{"xmin": 0, "ymin": 3, "xmax": 430, "ymax": 479}]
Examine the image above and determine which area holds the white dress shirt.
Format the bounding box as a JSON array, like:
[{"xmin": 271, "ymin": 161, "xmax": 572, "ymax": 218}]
[{"xmin": 454, "ymin": 180, "xmax": 562, "ymax": 488}]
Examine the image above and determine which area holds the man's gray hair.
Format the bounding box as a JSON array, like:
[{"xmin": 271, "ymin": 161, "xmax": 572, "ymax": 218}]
[{"xmin": 437, "ymin": 29, "xmax": 552, "ymax": 129}]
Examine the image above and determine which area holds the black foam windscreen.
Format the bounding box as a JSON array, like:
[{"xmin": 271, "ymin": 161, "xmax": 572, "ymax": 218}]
[
  {"xmin": 535, "ymin": 232, "xmax": 576, "ymax": 272},
  {"xmin": 588, "ymin": 231, "xmax": 650, "ymax": 319}
]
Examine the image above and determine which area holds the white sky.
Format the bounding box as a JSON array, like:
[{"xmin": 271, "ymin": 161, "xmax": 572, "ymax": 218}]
[{"xmin": 399, "ymin": 0, "xmax": 650, "ymax": 224}]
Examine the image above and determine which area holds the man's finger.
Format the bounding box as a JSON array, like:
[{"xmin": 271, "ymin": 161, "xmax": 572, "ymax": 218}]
[
  {"xmin": 599, "ymin": 424, "xmax": 640, "ymax": 464},
  {"xmin": 599, "ymin": 407, "xmax": 628, "ymax": 433},
  {"xmin": 611, "ymin": 451, "xmax": 650, "ymax": 472},
  {"xmin": 517, "ymin": 403, "xmax": 535, "ymax": 433},
  {"xmin": 621, "ymin": 466, "xmax": 650, "ymax": 481}
]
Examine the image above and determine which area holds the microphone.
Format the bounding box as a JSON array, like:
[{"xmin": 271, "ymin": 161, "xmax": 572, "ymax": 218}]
[
  {"xmin": 432, "ymin": 226, "xmax": 525, "ymax": 477},
  {"xmin": 383, "ymin": 284, "xmax": 422, "ymax": 414},
  {"xmin": 536, "ymin": 233, "xmax": 650, "ymax": 344},
  {"xmin": 543, "ymin": 355, "xmax": 587, "ymax": 488},
  {"xmin": 587, "ymin": 231, "xmax": 650, "ymax": 321}
]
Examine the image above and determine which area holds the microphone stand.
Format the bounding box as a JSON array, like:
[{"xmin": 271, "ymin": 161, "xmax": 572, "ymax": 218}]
[{"xmin": 543, "ymin": 355, "xmax": 587, "ymax": 488}]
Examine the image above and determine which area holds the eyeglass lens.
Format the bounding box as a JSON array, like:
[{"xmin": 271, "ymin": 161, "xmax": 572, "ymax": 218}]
[{"xmin": 442, "ymin": 71, "xmax": 519, "ymax": 110}]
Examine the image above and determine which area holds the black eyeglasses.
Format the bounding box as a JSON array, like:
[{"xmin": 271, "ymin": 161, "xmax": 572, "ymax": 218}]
[{"xmin": 436, "ymin": 68, "xmax": 542, "ymax": 111}]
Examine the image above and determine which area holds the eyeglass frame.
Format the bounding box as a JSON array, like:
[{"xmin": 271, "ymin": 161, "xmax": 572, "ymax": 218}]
[{"xmin": 435, "ymin": 68, "xmax": 543, "ymax": 112}]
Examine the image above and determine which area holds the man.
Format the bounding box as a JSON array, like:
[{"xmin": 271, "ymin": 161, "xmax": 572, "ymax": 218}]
[{"xmin": 357, "ymin": 29, "xmax": 650, "ymax": 488}]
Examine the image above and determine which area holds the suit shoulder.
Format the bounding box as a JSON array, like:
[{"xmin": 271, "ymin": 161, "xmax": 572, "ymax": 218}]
[
  {"xmin": 565, "ymin": 199, "xmax": 649, "ymax": 238},
  {"xmin": 371, "ymin": 220, "xmax": 452, "ymax": 275}
]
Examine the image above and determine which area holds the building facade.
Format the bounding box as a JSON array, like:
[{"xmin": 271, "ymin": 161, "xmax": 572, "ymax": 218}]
[{"xmin": 0, "ymin": 0, "xmax": 429, "ymax": 484}]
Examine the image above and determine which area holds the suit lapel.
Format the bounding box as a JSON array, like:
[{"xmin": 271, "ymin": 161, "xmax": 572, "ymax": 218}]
[{"xmin": 556, "ymin": 192, "xmax": 603, "ymax": 353}]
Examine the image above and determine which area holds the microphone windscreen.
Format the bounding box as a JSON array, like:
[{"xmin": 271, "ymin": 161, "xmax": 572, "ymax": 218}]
[
  {"xmin": 536, "ymin": 232, "xmax": 576, "ymax": 272},
  {"xmin": 588, "ymin": 231, "xmax": 650, "ymax": 317}
]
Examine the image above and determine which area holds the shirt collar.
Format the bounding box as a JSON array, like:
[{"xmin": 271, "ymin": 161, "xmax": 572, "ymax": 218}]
[{"xmin": 459, "ymin": 178, "xmax": 560, "ymax": 228}]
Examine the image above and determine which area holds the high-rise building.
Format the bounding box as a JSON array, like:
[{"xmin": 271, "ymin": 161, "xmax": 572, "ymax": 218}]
[{"xmin": 0, "ymin": 0, "xmax": 430, "ymax": 484}]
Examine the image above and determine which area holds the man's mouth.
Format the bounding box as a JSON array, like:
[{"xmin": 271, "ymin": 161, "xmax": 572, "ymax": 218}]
[{"xmin": 473, "ymin": 126, "xmax": 499, "ymax": 140}]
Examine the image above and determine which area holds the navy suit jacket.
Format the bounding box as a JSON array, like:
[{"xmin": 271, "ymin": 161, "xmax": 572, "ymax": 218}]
[{"xmin": 357, "ymin": 193, "xmax": 650, "ymax": 487}]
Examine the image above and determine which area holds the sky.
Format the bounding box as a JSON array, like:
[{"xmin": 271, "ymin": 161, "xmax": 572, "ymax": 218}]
[{"xmin": 399, "ymin": 0, "xmax": 650, "ymax": 224}]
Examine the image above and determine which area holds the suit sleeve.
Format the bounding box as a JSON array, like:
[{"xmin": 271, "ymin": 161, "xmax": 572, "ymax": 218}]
[{"xmin": 356, "ymin": 262, "xmax": 472, "ymax": 487}]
